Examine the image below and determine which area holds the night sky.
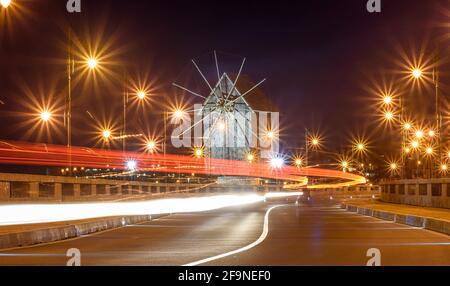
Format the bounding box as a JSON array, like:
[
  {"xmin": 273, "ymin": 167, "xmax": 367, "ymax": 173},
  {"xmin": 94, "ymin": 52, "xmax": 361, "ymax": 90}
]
[{"xmin": 0, "ymin": 0, "xmax": 448, "ymax": 160}]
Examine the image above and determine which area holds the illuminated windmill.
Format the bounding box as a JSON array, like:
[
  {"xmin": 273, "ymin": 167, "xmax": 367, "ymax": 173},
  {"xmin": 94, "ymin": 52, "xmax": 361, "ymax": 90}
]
[{"xmin": 173, "ymin": 52, "xmax": 276, "ymax": 161}]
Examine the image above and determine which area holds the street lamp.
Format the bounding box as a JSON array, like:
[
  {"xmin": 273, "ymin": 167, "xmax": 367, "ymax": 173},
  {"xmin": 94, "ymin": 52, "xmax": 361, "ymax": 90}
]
[
  {"xmin": 383, "ymin": 95, "xmax": 393, "ymax": 105},
  {"xmin": 137, "ymin": 90, "xmax": 146, "ymax": 100},
  {"xmin": 39, "ymin": 111, "xmax": 52, "ymax": 123},
  {"xmin": 0, "ymin": 0, "xmax": 11, "ymax": 8},
  {"xmin": 173, "ymin": 109, "xmax": 185, "ymax": 120},
  {"xmin": 341, "ymin": 161, "xmax": 349, "ymax": 169},
  {"xmin": 126, "ymin": 160, "xmax": 137, "ymax": 171},
  {"xmin": 384, "ymin": 111, "xmax": 394, "ymax": 121},
  {"xmin": 246, "ymin": 153, "xmax": 255, "ymax": 163},
  {"xmin": 87, "ymin": 58, "xmax": 98, "ymax": 70},
  {"xmin": 357, "ymin": 143, "xmax": 365, "ymax": 151},
  {"xmin": 102, "ymin": 129, "xmax": 111, "ymax": 141},
  {"xmin": 390, "ymin": 163, "xmax": 398, "ymax": 171},
  {"xmin": 194, "ymin": 147, "xmax": 203, "ymax": 158},
  {"xmin": 411, "ymin": 140, "xmax": 420, "ymax": 149},
  {"xmin": 415, "ymin": 130, "xmax": 424, "ymax": 139},
  {"xmin": 270, "ymin": 157, "xmax": 284, "ymax": 169},
  {"xmin": 403, "ymin": 122, "xmax": 412, "ymax": 131},
  {"xmin": 146, "ymin": 140, "xmax": 156, "ymax": 152},
  {"xmin": 412, "ymin": 68, "xmax": 423, "ymax": 79}
]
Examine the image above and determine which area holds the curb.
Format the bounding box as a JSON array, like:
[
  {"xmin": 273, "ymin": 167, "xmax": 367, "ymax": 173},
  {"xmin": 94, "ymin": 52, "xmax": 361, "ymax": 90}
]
[
  {"xmin": 0, "ymin": 213, "xmax": 169, "ymax": 250},
  {"xmin": 341, "ymin": 204, "xmax": 450, "ymax": 236}
]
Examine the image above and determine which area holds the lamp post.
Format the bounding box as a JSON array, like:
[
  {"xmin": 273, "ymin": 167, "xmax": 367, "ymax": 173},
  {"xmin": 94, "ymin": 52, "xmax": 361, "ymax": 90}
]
[
  {"xmin": 123, "ymin": 71, "xmax": 128, "ymax": 152},
  {"xmin": 0, "ymin": 0, "xmax": 11, "ymax": 9},
  {"xmin": 305, "ymin": 129, "xmax": 320, "ymax": 167}
]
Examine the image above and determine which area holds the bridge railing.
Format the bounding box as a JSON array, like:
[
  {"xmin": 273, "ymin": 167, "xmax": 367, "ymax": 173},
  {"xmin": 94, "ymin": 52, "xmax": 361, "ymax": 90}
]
[
  {"xmin": 380, "ymin": 179, "xmax": 450, "ymax": 209},
  {"xmin": 0, "ymin": 173, "xmax": 284, "ymax": 203}
]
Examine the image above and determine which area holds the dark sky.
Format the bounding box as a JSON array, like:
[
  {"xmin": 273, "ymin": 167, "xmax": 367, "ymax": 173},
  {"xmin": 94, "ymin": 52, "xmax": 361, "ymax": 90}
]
[{"xmin": 0, "ymin": 0, "xmax": 448, "ymax": 158}]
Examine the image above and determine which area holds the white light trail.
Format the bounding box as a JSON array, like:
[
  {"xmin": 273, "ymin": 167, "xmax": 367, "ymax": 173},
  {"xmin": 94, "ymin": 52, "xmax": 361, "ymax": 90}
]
[
  {"xmin": 0, "ymin": 193, "xmax": 302, "ymax": 226},
  {"xmin": 264, "ymin": 192, "xmax": 303, "ymax": 198}
]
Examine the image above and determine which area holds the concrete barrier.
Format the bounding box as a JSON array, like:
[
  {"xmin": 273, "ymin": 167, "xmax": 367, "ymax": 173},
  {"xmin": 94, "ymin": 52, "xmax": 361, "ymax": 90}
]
[
  {"xmin": 357, "ymin": 208, "xmax": 373, "ymax": 216},
  {"xmin": 342, "ymin": 203, "xmax": 450, "ymax": 235},
  {"xmin": 425, "ymin": 218, "xmax": 450, "ymax": 235},
  {"xmin": 394, "ymin": 215, "xmax": 425, "ymax": 228},
  {"xmin": 372, "ymin": 210, "xmax": 396, "ymax": 221},
  {"xmin": 0, "ymin": 214, "xmax": 169, "ymax": 249}
]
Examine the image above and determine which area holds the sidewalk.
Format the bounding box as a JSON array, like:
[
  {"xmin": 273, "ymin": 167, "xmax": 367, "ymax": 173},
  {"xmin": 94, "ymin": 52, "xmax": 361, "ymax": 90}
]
[{"xmin": 342, "ymin": 199, "xmax": 450, "ymax": 236}]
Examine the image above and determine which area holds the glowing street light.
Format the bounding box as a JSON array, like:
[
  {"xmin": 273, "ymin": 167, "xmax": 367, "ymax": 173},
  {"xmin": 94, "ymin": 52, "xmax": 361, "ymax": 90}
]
[
  {"xmin": 425, "ymin": 146, "xmax": 434, "ymax": 155},
  {"xmin": 404, "ymin": 147, "xmax": 411, "ymax": 154},
  {"xmin": 383, "ymin": 95, "xmax": 392, "ymax": 105},
  {"xmin": 173, "ymin": 109, "xmax": 185, "ymax": 119},
  {"xmin": 390, "ymin": 163, "xmax": 398, "ymax": 171},
  {"xmin": 415, "ymin": 130, "xmax": 424, "ymax": 139},
  {"xmin": 270, "ymin": 157, "xmax": 284, "ymax": 169},
  {"xmin": 357, "ymin": 143, "xmax": 365, "ymax": 151},
  {"xmin": 441, "ymin": 164, "xmax": 448, "ymax": 172},
  {"xmin": 40, "ymin": 111, "xmax": 52, "ymax": 122},
  {"xmin": 137, "ymin": 90, "xmax": 146, "ymax": 100},
  {"xmin": 341, "ymin": 161, "xmax": 349, "ymax": 169},
  {"xmin": 1, "ymin": 0, "xmax": 11, "ymax": 8},
  {"xmin": 126, "ymin": 160, "xmax": 137, "ymax": 171},
  {"xmin": 246, "ymin": 153, "xmax": 255, "ymax": 163},
  {"xmin": 102, "ymin": 129, "xmax": 111, "ymax": 140},
  {"xmin": 267, "ymin": 131, "xmax": 275, "ymax": 140},
  {"xmin": 428, "ymin": 130, "xmax": 435, "ymax": 138},
  {"xmin": 412, "ymin": 68, "xmax": 423, "ymax": 79},
  {"xmin": 294, "ymin": 158, "xmax": 303, "ymax": 167},
  {"xmin": 146, "ymin": 140, "xmax": 156, "ymax": 152},
  {"xmin": 87, "ymin": 58, "xmax": 98, "ymax": 70},
  {"xmin": 194, "ymin": 147, "xmax": 203, "ymax": 158},
  {"xmin": 384, "ymin": 111, "xmax": 394, "ymax": 121},
  {"xmin": 403, "ymin": 122, "xmax": 412, "ymax": 131},
  {"xmin": 411, "ymin": 140, "xmax": 420, "ymax": 149}
]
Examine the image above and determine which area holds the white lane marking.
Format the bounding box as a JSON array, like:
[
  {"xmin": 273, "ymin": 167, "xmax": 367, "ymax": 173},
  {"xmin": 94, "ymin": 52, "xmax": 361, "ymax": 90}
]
[{"xmin": 183, "ymin": 205, "xmax": 285, "ymax": 266}]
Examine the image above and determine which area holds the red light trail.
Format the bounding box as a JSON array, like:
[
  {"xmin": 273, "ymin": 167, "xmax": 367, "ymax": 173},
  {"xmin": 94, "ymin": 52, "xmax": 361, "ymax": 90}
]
[{"xmin": 0, "ymin": 141, "xmax": 366, "ymax": 188}]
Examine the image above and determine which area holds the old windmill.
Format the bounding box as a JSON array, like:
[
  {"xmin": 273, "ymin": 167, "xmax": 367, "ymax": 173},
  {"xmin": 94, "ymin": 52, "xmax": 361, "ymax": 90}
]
[{"xmin": 173, "ymin": 52, "xmax": 278, "ymax": 162}]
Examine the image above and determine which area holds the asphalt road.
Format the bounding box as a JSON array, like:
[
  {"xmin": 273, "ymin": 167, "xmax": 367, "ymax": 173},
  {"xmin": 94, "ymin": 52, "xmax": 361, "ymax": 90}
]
[{"xmin": 0, "ymin": 199, "xmax": 449, "ymax": 266}]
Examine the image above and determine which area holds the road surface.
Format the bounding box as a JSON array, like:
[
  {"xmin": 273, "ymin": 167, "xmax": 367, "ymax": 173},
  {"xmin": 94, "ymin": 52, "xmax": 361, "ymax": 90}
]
[{"xmin": 0, "ymin": 199, "xmax": 449, "ymax": 266}]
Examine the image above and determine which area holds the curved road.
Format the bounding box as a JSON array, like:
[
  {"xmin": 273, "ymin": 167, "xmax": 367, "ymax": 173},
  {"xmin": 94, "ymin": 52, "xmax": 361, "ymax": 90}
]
[{"xmin": 0, "ymin": 200, "xmax": 449, "ymax": 266}]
